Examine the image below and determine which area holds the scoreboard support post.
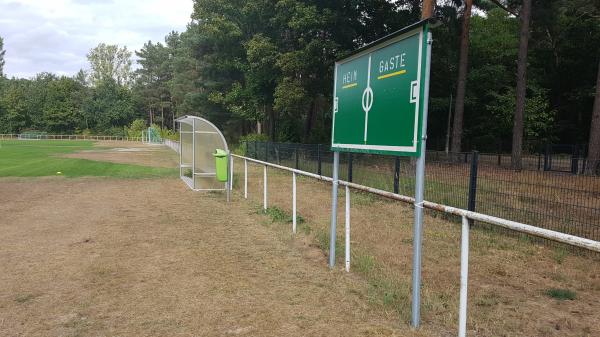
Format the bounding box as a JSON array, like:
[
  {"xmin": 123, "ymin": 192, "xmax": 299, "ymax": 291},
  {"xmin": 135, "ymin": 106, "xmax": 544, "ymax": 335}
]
[{"xmin": 411, "ymin": 31, "xmax": 433, "ymax": 329}]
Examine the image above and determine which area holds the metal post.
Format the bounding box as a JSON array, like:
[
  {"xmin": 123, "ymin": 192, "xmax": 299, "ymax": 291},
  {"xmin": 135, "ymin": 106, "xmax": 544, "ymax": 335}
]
[
  {"xmin": 226, "ymin": 152, "xmax": 231, "ymax": 202},
  {"xmin": 329, "ymin": 151, "xmax": 340, "ymax": 268},
  {"xmin": 571, "ymin": 145, "xmax": 579, "ymax": 175},
  {"xmin": 192, "ymin": 120, "xmax": 196, "ymax": 190},
  {"xmin": 345, "ymin": 185, "xmax": 351, "ymax": 272},
  {"xmin": 317, "ymin": 144, "xmax": 322, "ymax": 176},
  {"xmin": 394, "ymin": 157, "xmax": 400, "ymax": 194},
  {"xmin": 293, "ymin": 172, "xmax": 297, "ymax": 234},
  {"xmin": 467, "ymin": 151, "xmax": 479, "ymax": 225},
  {"xmin": 348, "ymin": 153, "xmax": 354, "ymax": 182},
  {"xmin": 458, "ymin": 216, "xmax": 470, "ymax": 337},
  {"xmin": 244, "ymin": 159, "xmax": 248, "ymax": 199},
  {"xmin": 544, "ymin": 144, "xmax": 550, "ymax": 171},
  {"xmin": 411, "ymin": 31, "xmax": 432, "ymax": 329},
  {"xmin": 295, "ymin": 145, "xmax": 299, "ymax": 169},
  {"xmin": 263, "ymin": 165, "xmax": 268, "ymax": 210},
  {"xmin": 230, "ymin": 155, "xmax": 234, "ymax": 191}
]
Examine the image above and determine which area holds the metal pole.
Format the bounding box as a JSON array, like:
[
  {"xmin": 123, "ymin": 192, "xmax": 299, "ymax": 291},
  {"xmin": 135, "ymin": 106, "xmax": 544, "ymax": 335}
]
[
  {"xmin": 192, "ymin": 121, "xmax": 196, "ymax": 190},
  {"xmin": 226, "ymin": 151, "xmax": 231, "ymax": 202},
  {"xmin": 411, "ymin": 30, "xmax": 432, "ymax": 328},
  {"xmin": 345, "ymin": 185, "xmax": 350, "ymax": 272},
  {"xmin": 263, "ymin": 165, "xmax": 268, "ymax": 210},
  {"xmin": 230, "ymin": 155, "xmax": 234, "ymax": 191},
  {"xmin": 329, "ymin": 151, "xmax": 340, "ymax": 268},
  {"xmin": 293, "ymin": 172, "xmax": 297, "ymax": 234},
  {"xmin": 458, "ymin": 215, "xmax": 470, "ymax": 337},
  {"xmin": 244, "ymin": 159, "xmax": 248, "ymax": 199}
]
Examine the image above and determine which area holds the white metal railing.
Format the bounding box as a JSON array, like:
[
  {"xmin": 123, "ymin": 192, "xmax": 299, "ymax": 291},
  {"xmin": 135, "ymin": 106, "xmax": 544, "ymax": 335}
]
[
  {"xmin": 164, "ymin": 139, "xmax": 180, "ymax": 153},
  {"xmin": 0, "ymin": 134, "xmax": 142, "ymax": 141},
  {"xmin": 232, "ymin": 153, "xmax": 600, "ymax": 337}
]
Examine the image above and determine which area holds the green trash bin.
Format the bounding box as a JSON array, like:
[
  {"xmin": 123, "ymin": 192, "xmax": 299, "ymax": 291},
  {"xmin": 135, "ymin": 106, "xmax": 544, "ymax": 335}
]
[{"xmin": 213, "ymin": 149, "xmax": 229, "ymax": 182}]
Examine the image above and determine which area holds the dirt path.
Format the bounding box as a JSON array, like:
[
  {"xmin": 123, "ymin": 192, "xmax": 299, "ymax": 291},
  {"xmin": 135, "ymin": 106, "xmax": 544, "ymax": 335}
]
[{"xmin": 0, "ymin": 176, "xmax": 428, "ymax": 337}]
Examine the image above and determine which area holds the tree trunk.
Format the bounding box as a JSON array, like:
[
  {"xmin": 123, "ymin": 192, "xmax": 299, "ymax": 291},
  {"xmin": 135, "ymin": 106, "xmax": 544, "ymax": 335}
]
[
  {"xmin": 256, "ymin": 120, "xmax": 262, "ymax": 134},
  {"xmin": 511, "ymin": 0, "xmax": 532, "ymax": 171},
  {"xmin": 587, "ymin": 59, "xmax": 600, "ymax": 174},
  {"xmin": 161, "ymin": 103, "xmax": 164, "ymax": 129},
  {"xmin": 451, "ymin": 0, "xmax": 472, "ymax": 153},
  {"xmin": 421, "ymin": 0, "xmax": 436, "ymax": 19}
]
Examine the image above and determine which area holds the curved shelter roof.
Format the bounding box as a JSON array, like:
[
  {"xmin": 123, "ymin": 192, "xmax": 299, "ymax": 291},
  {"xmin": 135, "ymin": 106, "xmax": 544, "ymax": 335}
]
[{"xmin": 176, "ymin": 115, "xmax": 229, "ymax": 191}]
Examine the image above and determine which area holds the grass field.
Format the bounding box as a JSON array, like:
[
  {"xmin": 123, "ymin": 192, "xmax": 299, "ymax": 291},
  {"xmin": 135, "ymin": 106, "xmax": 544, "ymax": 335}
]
[
  {"xmin": 2, "ymin": 141, "xmax": 599, "ymax": 336},
  {"xmin": 0, "ymin": 140, "xmax": 177, "ymax": 178}
]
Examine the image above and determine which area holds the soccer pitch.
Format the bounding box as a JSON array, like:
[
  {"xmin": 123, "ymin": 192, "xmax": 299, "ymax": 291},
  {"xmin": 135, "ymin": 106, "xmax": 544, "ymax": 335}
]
[{"xmin": 0, "ymin": 140, "xmax": 177, "ymax": 178}]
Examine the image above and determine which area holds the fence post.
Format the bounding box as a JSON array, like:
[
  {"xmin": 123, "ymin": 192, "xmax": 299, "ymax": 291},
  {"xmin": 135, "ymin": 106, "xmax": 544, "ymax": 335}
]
[
  {"xmin": 571, "ymin": 145, "xmax": 579, "ymax": 175},
  {"xmin": 244, "ymin": 159, "xmax": 248, "ymax": 199},
  {"xmin": 394, "ymin": 157, "xmax": 401, "ymax": 194},
  {"xmin": 265, "ymin": 142, "xmax": 269, "ymax": 162},
  {"xmin": 348, "ymin": 153, "xmax": 353, "ymax": 182},
  {"xmin": 293, "ymin": 172, "xmax": 297, "ymax": 234},
  {"xmin": 345, "ymin": 185, "xmax": 351, "ymax": 272},
  {"xmin": 467, "ymin": 151, "xmax": 479, "ymax": 225},
  {"xmin": 295, "ymin": 145, "xmax": 299, "ymax": 169},
  {"xmin": 543, "ymin": 144, "xmax": 550, "ymax": 171},
  {"xmin": 317, "ymin": 144, "xmax": 322, "ymax": 176},
  {"xmin": 263, "ymin": 165, "xmax": 268, "ymax": 210},
  {"xmin": 458, "ymin": 216, "xmax": 470, "ymax": 337}
]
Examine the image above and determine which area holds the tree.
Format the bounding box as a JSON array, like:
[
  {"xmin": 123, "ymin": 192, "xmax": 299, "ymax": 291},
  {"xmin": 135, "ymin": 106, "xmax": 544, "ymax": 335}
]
[
  {"xmin": 451, "ymin": 0, "xmax": 473, "ymax": 152},
  {"xmin": 42, "ymin": 77, "xmax": 83, "ymax": 133},
  {"xmin": 84, "ymin": 79, "xmax": 135, "ymax": 132},
  {"xmin": 0, "ymin": 36, "xmax": 5, "ymax": 77},
  {"xmin": 588, "ymin": 59, "xmax": 600, "ymax": 173},
  {"xmin": 87, "ymin": 43, "xmax": 133, "ymax": 87},
  {"xmin": 511, "ymin": 0, "xmax": 532, "ymax": 170}
]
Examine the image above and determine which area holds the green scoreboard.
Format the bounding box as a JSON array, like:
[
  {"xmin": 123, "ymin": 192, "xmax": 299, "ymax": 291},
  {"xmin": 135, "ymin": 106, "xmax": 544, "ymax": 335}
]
[{"xmin": 331, "ymin": 22, "xmax": 430, "ymax": 156}]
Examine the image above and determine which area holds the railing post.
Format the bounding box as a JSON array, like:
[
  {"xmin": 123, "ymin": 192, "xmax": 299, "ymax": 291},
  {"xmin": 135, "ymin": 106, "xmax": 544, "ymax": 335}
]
[
  {"xmin": 348, "ymin": 153, "xmax": 353, "ymax": 182},
  {"xmin": 345, "ymin": 185, "xmax": 351, "ymax": 272},
  {"xmin": 317, "ymin": 144, "xmax": 322, "ymax": 176},
  {"xmin": 244, "ymin": 159, "xmax": 248, "ymax": 199},
  {"xmin": 468, "ymin": 151, "xmax": 479, "ymax": 226},
  {"xmin": 263, "ymin": 165, "xmax": 268, "ymax": 210},
  {"xmin": 293, "ymin": 172, "xmax": 297, "ymax": 234},
  {"xmin": 393, "ymin": 157, "xmax": 400, "ymax": 194},
  {"xmin": 458, "ymin": 216, "xmax": 470, "ymax": 337},
  {"xmin": 544, "ymin": 144, "xmax": 550, "ymax": 171}
]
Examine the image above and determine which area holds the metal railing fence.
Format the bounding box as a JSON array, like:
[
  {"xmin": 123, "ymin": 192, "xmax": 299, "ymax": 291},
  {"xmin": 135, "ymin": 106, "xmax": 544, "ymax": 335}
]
[
  {"xmin": 244, "ymin": 141, "xmax": 600, "ymax": 247},
  {"xmin": 0, "ymin": 134, "xmax": 143, "ymax": 141},
  {"xmin": 231, "ymin": 153, "xmax": 600, "ymax": 337}
]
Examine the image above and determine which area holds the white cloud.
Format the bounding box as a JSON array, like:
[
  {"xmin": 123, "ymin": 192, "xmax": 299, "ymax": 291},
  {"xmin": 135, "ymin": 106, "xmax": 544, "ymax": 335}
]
[{"xmin": 0, "ymin": 0, "xmax": 193, "ymax": 78}]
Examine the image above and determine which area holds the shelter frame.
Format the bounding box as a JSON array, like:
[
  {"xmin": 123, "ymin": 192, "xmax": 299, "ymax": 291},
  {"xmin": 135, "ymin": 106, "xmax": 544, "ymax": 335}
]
[{"xmin": 176, "ymin": 115, "xmax": 230, "ymax": 195}]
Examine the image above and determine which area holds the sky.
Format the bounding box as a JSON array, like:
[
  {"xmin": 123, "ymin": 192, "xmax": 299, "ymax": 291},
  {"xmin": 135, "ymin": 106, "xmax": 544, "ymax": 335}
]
[{"xmin": 0, "ymin": 0, "xmax": 193, "ymax": 79}]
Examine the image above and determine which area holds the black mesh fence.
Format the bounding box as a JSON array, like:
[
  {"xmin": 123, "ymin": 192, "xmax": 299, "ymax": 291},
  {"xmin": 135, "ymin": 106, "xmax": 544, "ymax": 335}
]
[{"xmin": 244, "ymin": 141, "xmax": 600, "ymax": 250}]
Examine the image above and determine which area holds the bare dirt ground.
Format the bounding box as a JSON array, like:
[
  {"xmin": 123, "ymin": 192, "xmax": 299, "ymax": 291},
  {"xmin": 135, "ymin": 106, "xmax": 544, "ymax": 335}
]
[
  {"xmin": 0, "ymin": 143, "xmax": 432, "ymax": 337},
  {"xmin": 236, "ymin": 162, "xmax": 600, "ymax": 337},
  {"xmin": 61, "ymin": 141, "xmax": 178, "ymax": 168}
]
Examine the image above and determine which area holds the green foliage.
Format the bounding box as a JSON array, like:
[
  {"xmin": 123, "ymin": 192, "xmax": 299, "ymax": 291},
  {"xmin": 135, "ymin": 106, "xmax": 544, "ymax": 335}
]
[
  {"xmin": 545, "ymin": 288, "xmax": 576, "ymax": 301},
  {"xmin": 0, "ymin": 140, "xmax": 176, "ymax": 178},
  {"xmin": 0, "ymin": 35, "xmax": 5, "ymax": 77},
  {"xmin": 87, "ymin": 43, "xmax": 133, "ymax": 87},
  {"xmin": 126, "ymin": 119, "xmax": 147, "ymax": 138}
]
